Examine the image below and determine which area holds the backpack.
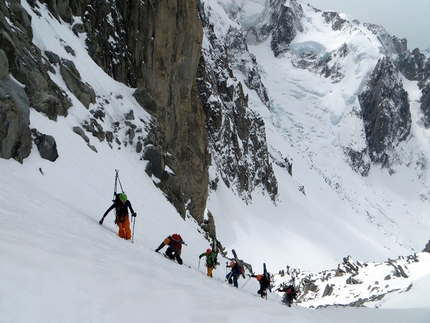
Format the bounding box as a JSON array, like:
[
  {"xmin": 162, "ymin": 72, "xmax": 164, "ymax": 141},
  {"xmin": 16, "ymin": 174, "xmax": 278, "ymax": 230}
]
[
  {"xmin": 207, "ymin": 251, "xmax": 217, "ymax": 266},
  {"xmin": 213, "ymin": 252, "xmax": 218, "ymax": 267},
  {"xmin": 211, "ymin": 238, "xmax": 219, "ymax": 267},
  {"xmin": 171, "ymin": 234, "xmax": 182, "ymax": 242},
  {"xmin": 234, "ymin": 262, "xmax": 244, "ymax": 275}
]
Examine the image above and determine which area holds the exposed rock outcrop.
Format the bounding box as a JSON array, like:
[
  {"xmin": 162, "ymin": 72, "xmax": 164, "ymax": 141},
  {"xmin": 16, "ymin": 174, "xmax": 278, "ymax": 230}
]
[
  {"xmin": 127, "ymin": 0, "xmax": 208, "ymax": 222},
  {"xmin": 247, "ymin": 0, "xmax": 304, "ymax": 57},
  {"xmin": 2, "ymin": 0, "xmax": 209, "ymax": 224},
  {"xmin": 198, "ymin": 2, "xmax": 278, "ymax": 203},
  {"xmin": 281, "ymin": 254, "xmax": 423, "ymax": 308},
  {"xmin": 31, "ymin": 129, "xmax": 59, "ymax": 162},
  {"xmin": 0, "ymin": 45, "xmax": 31, "ymax": 163},
  {"xmin": 423, "ymin": 240, "xmax": 430, "ymax": 253},
  {"xmin": 358, "ymin": 57, "xmax": 411, "ymax": 168},
  {"xmin": 0, "ymin": 1, "xmax": 70, "ymax": 162}
]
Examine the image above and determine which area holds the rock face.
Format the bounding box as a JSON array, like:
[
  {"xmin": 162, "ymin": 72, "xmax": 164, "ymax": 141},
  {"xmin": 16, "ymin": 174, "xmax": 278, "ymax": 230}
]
[
  {"xmin": 32, "ymin": 129, "xmax": 59, "ymax": 162},
  {"xmin": 0, "ymin": 1, "xmax": 66, "ymax": 163},
  {"xmin": 358, "ymin": 57, "xmax": 411, "ymax": 168},
  {"xmin": 396, "ymin": 48, "xmax": 430, "ymax": 128},
  {"xmin": 0, "ymin": 79, "xmax": 32, "ymax": 163},
  {"xmin": 197, "ymin": 2, "xmax": 278, "ymax": 203},
  {"xmin": 0, "ymin": 0, "xmax": 209, "ymax": 224},
  {"xmin": 62, "ymin": 0, "xmax": 207, "ymax": 223},
  {"xmin": 423, "ymin": 240, "xmax": 430, "ymax": 253},
  {"xmin": 129, "ymin": 0, "xmax": 208, "ymax": 222},
  {"xmin": 0, "ymin": 46, "xmax": 31, "ymax": 163},
  {"xmin": 247, "ymin": 0, "xmax": 304, "ymax": 57}
]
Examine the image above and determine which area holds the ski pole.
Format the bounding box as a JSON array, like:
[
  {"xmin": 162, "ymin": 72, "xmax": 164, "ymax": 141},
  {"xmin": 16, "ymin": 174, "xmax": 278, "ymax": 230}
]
[
  {"xmin": 131, "ymin": 215, "xmax": 136, "ymax": 243},
  {"xmin": 241, "ymin": 275, "xmax": 252, "ymax": 288},
  {"xmin": 225, "ymin": 271, "xmax": 232, "ymax": 282}
]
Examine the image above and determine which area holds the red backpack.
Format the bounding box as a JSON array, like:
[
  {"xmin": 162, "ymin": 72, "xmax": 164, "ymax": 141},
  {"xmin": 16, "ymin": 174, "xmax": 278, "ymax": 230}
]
[
  {"xmin": 171, "ymin": 234, "xmax": 182, "ymax": 242},
  {"xmin": 171, "ymin": 234, "xmax": 183, "ymax": 250}
]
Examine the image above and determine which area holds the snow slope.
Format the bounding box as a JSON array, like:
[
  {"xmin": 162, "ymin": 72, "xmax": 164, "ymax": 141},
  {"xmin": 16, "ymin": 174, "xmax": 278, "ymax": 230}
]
[{"xmin": 1, "ymin": 154, "xmax": 430, "ymax": 322}]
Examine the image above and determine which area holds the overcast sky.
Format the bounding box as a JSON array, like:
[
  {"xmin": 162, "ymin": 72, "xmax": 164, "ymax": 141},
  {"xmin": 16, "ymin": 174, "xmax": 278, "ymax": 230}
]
[{"xmin": 309, "ymin": 0, "xmax": 430, "ymax": 50}]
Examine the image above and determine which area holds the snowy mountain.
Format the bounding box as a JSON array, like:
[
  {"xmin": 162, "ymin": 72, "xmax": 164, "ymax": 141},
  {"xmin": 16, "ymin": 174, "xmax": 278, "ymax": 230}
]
[
  {"xmin": 200, "ymin": 0, "xmax": 430, "ymax": 263},
  {"xmin": 1, "ymin": 0, "xmax": 430, "ymax": 321}
]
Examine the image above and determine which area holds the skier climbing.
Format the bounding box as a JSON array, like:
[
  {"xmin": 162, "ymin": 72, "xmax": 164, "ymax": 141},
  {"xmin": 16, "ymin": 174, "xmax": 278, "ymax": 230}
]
[
  {"xmin": 199, "ymin": 237, "xmax": 218, "ymax": 277},
  {"xmin": 277, "ymin": 282, "xmax": 297, "ymax": 307},
  {"xmin": 226, "ymin": 261, "xmax": 245, "ymax": 287},
  {"xmin": 99, "ymin": 193, "xmax": 136, "ymax": 240},
  {"xmin": 226, "ymin": 249, "xmax": 246, "ymax": 288},
  {"xmin": 248, "ymin": 263, "xmax": 271, "ymax": 298},
  {"xmin": 199, "ymin": 248, "xmax": 217, "ymax": 277},
  {"xmin": 155, "ymin": 234, "xmax": 186, "ymax": 265},
  {"xmin": 249, "ymin": 273, "xmax": 271, "ymax": 298}
]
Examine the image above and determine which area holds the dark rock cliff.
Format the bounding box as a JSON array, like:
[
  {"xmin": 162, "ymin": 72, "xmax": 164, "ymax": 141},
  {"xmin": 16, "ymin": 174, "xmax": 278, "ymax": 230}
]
[
  {"xmin": 0, "ymin": 0, "xmax": 208, "ymax": 224},
  {"xmin": 59, "ymin": 0, "xmax": 208, "ymax": 223},
  {"xmin": 0, "ymin": 0, "xmax": 70, "ymax": 162},
  {"xmin": 358, "ymin": 57, "xmax": 411, "ymax": 169},
  {"xmin": 197, "ymin": 2, "xmax": 278, "ymax": 203},
  {"xmin": 396, "ymin": 48, "xmax": 430, "ymax": 128}
]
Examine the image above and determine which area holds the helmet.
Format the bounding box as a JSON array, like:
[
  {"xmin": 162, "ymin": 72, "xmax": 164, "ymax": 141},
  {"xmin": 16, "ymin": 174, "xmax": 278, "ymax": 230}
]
[
  {"xmin": 119, "ymin": 193, "xmax": 127, "ymax": 202},
  {"xmin": 206, "ymin": 248, "xmax": 212, "ymax": 255},
  {"xmin": 230, "ymin": 261, "xmax": 236, "ymax": 267},
  {"xmin": 256, "ymin": 274, "xmax": 262, "ymax": 281}
]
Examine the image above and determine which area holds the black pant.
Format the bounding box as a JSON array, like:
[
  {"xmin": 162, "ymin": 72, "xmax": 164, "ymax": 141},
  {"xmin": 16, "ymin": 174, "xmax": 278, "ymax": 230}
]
[{"xmin": 166, "ymin": 247, "xmax": 183, "ymax": 265}]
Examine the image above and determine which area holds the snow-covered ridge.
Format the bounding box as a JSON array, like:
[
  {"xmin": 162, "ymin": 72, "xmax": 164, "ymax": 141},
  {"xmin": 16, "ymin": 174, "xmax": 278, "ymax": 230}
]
[{"xmin": 274, "ymin": 252, "xmax": 430, "ymax": 308}]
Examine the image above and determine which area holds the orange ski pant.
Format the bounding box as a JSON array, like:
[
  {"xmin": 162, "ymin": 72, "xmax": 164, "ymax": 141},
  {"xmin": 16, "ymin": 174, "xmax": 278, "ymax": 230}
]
[
  {"xmin": 117, "ymin": 216, "xmax": 131, "ymax": 240},
  {"xmin": 207, "ymin": 265, "xmax": 214, "ymax": 277}
]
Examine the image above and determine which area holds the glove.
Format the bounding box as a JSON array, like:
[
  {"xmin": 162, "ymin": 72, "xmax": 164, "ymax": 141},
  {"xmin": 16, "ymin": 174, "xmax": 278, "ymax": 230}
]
[
  {"xmin": 132, "ymin": 212, "xmax": 137, "ymax": 217},
  {"xmin": 114, "ymin": 218, "xmax": 118, "ymax": 225},
  {"xmin": 99, "ymin": 218, "xmax": 104, "ymax": 225},
  {"xmin": 242, "ymin": 274, "xmax": 246, "ymax": 279},
  {"xmin": 199, "ymin": 255, "xmax": 202, "ymax": 259}
]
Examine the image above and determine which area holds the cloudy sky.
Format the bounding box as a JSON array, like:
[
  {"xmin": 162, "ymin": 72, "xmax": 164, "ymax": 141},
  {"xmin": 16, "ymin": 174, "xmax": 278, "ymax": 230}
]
[{"xmin": 309, "ymin": 0, "xmax": 430, "ymax": 50}]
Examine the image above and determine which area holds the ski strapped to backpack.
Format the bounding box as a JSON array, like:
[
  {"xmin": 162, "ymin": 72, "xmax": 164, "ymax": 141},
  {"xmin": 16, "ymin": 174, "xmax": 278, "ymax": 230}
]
[
  {"xmin": 110, "ymin": 169, "xmax": 137, "ymax": 242},
  {"xmin": 211, "ymin": 236, "xmax": 219, "ymax": 268},
  {"xmin": 112, "ymin": 169, "xmax": 125, "ymax": 201},
  {"xmin": 263, "ymin": 263, "xmax": 272, "ymax": 292},
  {"xmin": 232, "ymin": 249, "xmax": 246, "ymax": 276}
]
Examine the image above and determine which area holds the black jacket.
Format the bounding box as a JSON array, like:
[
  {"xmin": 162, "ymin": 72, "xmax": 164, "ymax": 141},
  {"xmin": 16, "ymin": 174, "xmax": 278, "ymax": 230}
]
[
  {"xmin": 252, "ymin": 274, "xmax": 271, "ymax": 290},
  {"xmin": 103, "ymin": 199, "xmax": 135, "ymax": 219}
]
